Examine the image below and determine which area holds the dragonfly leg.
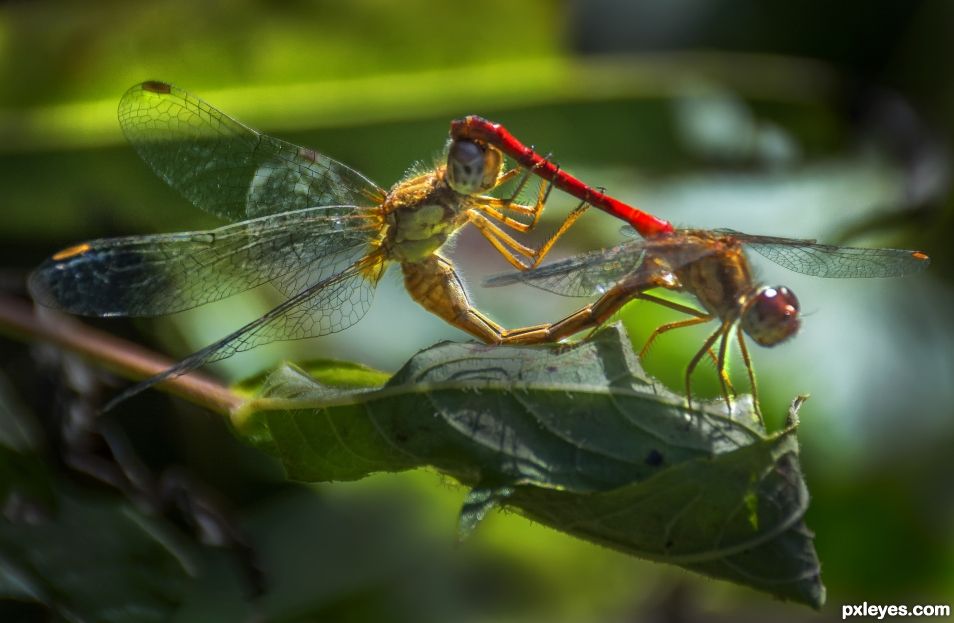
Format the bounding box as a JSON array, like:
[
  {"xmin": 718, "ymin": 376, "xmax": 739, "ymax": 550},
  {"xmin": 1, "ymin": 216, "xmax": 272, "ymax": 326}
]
[
  {"xmin": 492, "ymin": 166, "xmax": 524, "ymax": 188},
  {"xmin": 468, "ymin": 201, "xmax": 590, "ymax": 270},
  {"xmin": 715, "ymin": 327, "xmax": 735, "ymax": 410},
  {"xmin": 496, "ymin": 283, "xmax": 638, "ymax": 344},
  {"xmin": 684, "ymin": 320, "xmax": 732, "ymax": 412},
  {"xmin": 499, "ymin": 158, "xmax": 541, "ymax": 204},
  {"xmin": 634, "ymin": 294, "xmax": 710, "ymax": 357},
  {"xmin": 631, "ymin": 292, "xmax": 704, "ymax": 317},
  {"xmin": 736, "ymin": 330, "xmax": 763, "ymax": 423},
  {"xmin": 638, "ymin": 316, "xmax": 711, "ymax": 357},
  {"xmin": 472, "ymin": 172, "xmax": 552, "ymax": 232},
  {"xmin": 524, "ymin": 199, "xmax": 589, "ymax": 268},
  {"xmin": 628, "ymin": 293, "xmax": 734, "ymax": 393},
  {"xmin": 467, "ymin": 211, "xmax": 537, "ymax": 270},
  {"xmin": 477, "ymin": 153, "xmax": 557, "ymax": 230}
]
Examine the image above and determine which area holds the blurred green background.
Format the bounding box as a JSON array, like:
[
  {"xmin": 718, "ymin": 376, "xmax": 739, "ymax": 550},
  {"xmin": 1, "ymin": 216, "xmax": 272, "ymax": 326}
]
[{"xmin": 1, "ymin": 0, "xmax": 951, "ymax": 620}]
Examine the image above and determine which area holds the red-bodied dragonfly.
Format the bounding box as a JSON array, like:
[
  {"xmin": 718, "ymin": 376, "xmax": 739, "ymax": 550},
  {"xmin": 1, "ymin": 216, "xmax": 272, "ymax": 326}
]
[
  {"xmin": 29, "ymin": 82, "xmax": 586, "ymax": 407},
  {"xmin": 451, "ymin": 115, "xmax": 674, "ymax": 238},
  {"xmin": 486, "ymin": 226, "xmax": 930, "ymax": 417},
  {"xmin": 454, "ymin": 115, "xmax": 930, "ymax": 416}
]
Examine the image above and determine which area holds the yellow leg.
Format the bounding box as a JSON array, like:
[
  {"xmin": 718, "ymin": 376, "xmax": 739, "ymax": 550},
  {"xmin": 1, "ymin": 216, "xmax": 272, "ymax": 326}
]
[
  {"xmin": 491, "ymin": 167, "xmax": 523, "ymax": 188},
  {"xmin": 467, "ymin": 211, "xmax": 537, "ymax": 270},
  {"xmin": 684, "ymin": 320, "xmax": 733, "ymax": 412},
  {"xmin": 472, "ymin": 170, "xmax": 551, "ymax": 232},
  {"xmin": 638, "ymin": 315, "xmax": 711, "ymax": 358},
  {"xmin": 467, "ymin": 201, "xmax": 589, "ymax": 270},
  {"xmin": 715, "ymin": 327, "xmax": 734, "ymax": 410},
  {"xmin": 496, "ymin": 280, "xmax": 643, "ymax": 344},
  {"xmin": 471, "ymin": 154, "xmax": 553, "ymax": 229},
  {"xmin": 736, "ymin": 330, "xmax": 763, "ymax": 424},
  {"xmin": 627, "ymin": 292, "xmax": 733, "ymax": 394}
]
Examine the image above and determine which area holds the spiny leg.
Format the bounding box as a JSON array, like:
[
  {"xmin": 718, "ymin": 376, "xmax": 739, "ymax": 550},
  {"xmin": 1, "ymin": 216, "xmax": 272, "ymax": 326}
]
[
  {"xmin": 630, "ymin": 293, "xmax": 730, "ymax": 387},
  {"xmin": 467, "ymin": 210, "xmax": 537, "ymax": 270},
  {"xmin": 467, "ymin": 199, "xmax": 589, "ymax": 270},
  {"xmin": 684, "ymin": 319, "xmax": 733, "ymax": 411},
  {"xmin": 715, "ymin": 326, "xmax": 735, "ymax": 410},
  {"xmin": 635, "ymin": 293, "xmax": 710, "ymax": 355},
  {"xmin": 526, "ymin": 199, "xmax": 589, "ymax": 268},
  {"xmin": 492, "ymin": 150, "xmax": 556, "ymax": 208},
  {"xmin": 634, "ymin": 314, "xmax": 731, "ymax": 393},
  {"xmin": 490, "ymin": 166, "xmax": 523, "ymax": 188},
  {"xmin": 736, "ymin": 330, "xmax": 763, "ymax": 423},
  {"xmin": 498, "ymin": 157, "xmax": 545, "ymax": 205},
  {"xmin": 472, "ymin": 168, "xmax": 555, "ymax": 232},
  {"xmin": 638, "ymin": 316, "xmax": 711, "ymax": 357}
]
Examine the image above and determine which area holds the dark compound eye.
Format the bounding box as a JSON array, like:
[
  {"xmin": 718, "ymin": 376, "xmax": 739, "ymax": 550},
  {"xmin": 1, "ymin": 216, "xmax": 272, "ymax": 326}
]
[
  {"xmin": 448, "ymin": 139, "xmax": 484, "ymax": 167},
  {"xmin": 446, "ymin": 139, "xmax": 492, "ymax": 194},
  {"xmin": 741, "ymin": 286, "xmax": 800, "ymax": 347}
]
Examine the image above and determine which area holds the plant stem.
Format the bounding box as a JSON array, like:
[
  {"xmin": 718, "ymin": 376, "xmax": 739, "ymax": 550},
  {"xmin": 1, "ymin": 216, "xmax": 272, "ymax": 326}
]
[{"xmin": 0, "ymin": 294, "xmax": 241, "ymax": 415}]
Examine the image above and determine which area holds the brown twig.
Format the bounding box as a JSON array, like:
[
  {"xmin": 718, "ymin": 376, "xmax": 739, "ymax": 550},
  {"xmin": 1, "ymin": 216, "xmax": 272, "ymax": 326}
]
[{"xmin": 0, "ymin": 294, "xmax": 242, "ymax": 415}]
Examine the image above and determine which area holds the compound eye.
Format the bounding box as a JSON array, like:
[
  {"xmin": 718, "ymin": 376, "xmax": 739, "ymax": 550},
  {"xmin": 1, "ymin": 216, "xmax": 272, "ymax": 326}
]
[
  {"xmin": 741, "ymin": 286, "xmax": 801, "ymax": 347},
  {"xmin": 446, "ymin": 139, "xmax": 500, "ymax": 194}
]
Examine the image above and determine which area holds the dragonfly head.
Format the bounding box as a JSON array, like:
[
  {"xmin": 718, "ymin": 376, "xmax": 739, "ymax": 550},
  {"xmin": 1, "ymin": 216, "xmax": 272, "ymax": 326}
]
[
  {"xmin": 445, "ymin": 139, "xmax": 503, "ymax": 195},
  {"xmin": 740, "ymin": 286, "xmax": 801, "ymax": 347}
]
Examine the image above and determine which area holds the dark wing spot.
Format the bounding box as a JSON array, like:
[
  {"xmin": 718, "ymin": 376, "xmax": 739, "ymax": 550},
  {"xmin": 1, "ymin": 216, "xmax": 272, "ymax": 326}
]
[
  {"xmin": 141, "ymin": 80, "xmax": 172, "ymax": 94},
  {"xmin": 645, "ymin": 449, "xmax": 664, "ymax": 467}
]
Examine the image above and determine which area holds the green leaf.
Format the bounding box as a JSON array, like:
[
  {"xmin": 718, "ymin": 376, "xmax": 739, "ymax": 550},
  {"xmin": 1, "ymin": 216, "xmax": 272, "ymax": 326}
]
[
  {"xmin": 233, "ymin": 325, "xmax": 824, "ymax": 608},
  {"xmin": 0, "ymin": 484, "xmax": 195, "ymax": 623},
  {"xmin": 0, "ymin": 372, "xmax": 196, "ymax": 622}
]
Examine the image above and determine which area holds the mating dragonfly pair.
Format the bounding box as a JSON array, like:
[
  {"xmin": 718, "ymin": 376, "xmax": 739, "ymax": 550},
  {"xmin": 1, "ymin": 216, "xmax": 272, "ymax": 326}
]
[{"xmin": 29, "ymin": 81, "xmax": 930, "ymax": 417}]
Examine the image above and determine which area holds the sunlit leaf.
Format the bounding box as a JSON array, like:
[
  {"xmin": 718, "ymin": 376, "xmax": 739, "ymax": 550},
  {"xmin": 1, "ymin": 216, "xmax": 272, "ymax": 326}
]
[{"xmin": 234, "ymin": 325, "xmax": 824, "ymax": 607}]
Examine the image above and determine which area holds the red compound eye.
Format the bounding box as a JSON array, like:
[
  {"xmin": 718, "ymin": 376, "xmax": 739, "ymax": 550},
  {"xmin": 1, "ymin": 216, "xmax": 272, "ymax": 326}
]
[{"xmin": 741, "ymin": 286, "xmax": 800, "ymax": 347}]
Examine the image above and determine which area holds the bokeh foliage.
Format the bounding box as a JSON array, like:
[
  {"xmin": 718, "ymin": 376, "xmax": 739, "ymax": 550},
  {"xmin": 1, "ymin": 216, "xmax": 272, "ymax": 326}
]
[{"xmin": 1, "ymin": 1, "xmax": 951, "ymax": 621}]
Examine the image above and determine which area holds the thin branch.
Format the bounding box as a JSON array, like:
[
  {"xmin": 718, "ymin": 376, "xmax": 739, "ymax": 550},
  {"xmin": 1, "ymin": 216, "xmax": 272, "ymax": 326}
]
[{"xmin": 0, "ymin": 294, "xmax": 242, "ymax": 415}]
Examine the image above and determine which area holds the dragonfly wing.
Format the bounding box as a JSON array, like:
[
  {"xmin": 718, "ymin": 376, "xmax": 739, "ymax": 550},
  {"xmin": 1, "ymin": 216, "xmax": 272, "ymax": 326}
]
[
  {"xmin": 103, "ymin": 261, "xmax": 380, "ymax": 409},
  {"xmin": 29, "ymin": 206, "xmax": 379, "ymax": 317},
  {"xmin": 484, "ymin": 242, "xmax": 649, "ymax": 297},
  {"xmin": 619, "ymin": 224, "xmax": 639, "ymax": 238},
  {"xmin": 719, "ymin": 229, "xmax": 932, "ymax": 278},
  {"xmin": 118, "ymin": 81, "xmax": 386, "ymax": 222}
]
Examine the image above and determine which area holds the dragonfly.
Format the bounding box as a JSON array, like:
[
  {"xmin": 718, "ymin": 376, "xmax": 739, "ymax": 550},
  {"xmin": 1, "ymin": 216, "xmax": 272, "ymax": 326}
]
[
  {"xmin": 28, "ymin": 81, "xmax": 588, "ymax": 407},
  {"xmin": 451, "ymin": 115, "xmax": 674, "ymax": 238},
  {"xmin": 453, "ymin": 115, "xmax": 931, "ymax": 416},
  {"xmin": 486, "ymin": 226, "xmax": 930, "ymax": 417}
]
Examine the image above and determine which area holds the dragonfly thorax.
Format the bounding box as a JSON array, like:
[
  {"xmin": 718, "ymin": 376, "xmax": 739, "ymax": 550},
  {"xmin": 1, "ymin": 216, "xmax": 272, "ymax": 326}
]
[
  {"xmin": 740, "ymin": 286, "xmax": 801, "ymax": 347},
  {"xmin": 445, "ymin": 139, "xmax": 503, "ymax": 195},
  {"xmin": 383, "ymin": 171, "xmax": 466, "ymax": 263}
]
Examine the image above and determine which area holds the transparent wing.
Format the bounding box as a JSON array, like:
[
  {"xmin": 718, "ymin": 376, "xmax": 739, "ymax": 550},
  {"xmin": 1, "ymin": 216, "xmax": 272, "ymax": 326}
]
[
  {"xmin": 619, "ymin": 224, "xmax": 639, "ymax": 238},
  {"xmin": 718, "ymin": 229, "xmax": 932, "ymax": 278},
  {"xmin": 484, "ymin": 241, "xmax": 650, "ymax": 297},
  {"xmin": 29, "ymin": 206, "xmax": 379, "ymax": 317},
  {"xmin": 118, "ymin": 81, "xmax": 386, "ymax": 222},
  {"xmin": 104, "ymin": 260, "xmax": 381, "ymax": 410}
]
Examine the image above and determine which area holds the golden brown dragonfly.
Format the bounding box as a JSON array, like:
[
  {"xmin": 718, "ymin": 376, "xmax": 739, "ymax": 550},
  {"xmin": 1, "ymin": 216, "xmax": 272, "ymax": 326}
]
[
  {"xmin": 488, "ymin": 225, "xmax": 930, "ymax": 416},
  {"xmin": 29, "ymin": 81, "xmax": 585, "ymax": 406}
]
